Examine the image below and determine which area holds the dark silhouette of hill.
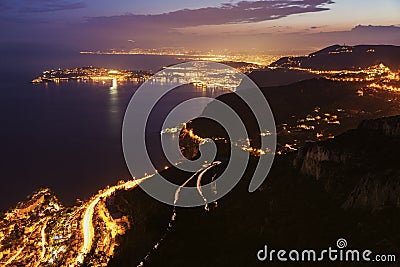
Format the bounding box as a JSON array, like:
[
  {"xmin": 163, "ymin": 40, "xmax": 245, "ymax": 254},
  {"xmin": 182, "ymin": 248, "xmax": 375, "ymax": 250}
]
[
  {"xmin": 110, "ymin": 116, "xmax": 400, "ymax": 267},
  {"xmin": 269, "ymin": 44, "xmax": 400, "ymax": 71},
  {"xmin": 295, "ymin": 115, "xmax": 400, "ymax": 209},
  {"xmin": 247, "ymin": 68, "xmax": 319, "ymax": 87}
]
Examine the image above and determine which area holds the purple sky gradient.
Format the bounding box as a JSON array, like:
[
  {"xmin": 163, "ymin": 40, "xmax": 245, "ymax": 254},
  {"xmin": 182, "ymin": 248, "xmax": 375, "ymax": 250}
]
[{"xmin": 0, "ymin": 0, "xmax": 399, "ymax": 52}]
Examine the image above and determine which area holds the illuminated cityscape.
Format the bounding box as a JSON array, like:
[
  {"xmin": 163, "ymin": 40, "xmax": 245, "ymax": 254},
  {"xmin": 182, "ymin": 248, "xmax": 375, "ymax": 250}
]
[
  {"xmin": 31, "ymin": 62, "xmax": 263, "ymax": 92},
  {"xmin": 31, "ymin": 67, "xmax": 153, "ymax": 85},
  {"xmin": 278, "ymin": 63, "xmax": 400, "ymax": 90},
  {"xmin": 80, "ymin": 48, "xmax": 282, "ymax": 67},
  {"xmin": 0, "ymin": 158, "xmax": 230, "ymax": 267},
  {"xmin": 0, "ymin": 178, "xmax": 152, "ymax": 266},
  {"xmin": 148, "ymin": 62, "xmax": 245, "ymax": 91}
]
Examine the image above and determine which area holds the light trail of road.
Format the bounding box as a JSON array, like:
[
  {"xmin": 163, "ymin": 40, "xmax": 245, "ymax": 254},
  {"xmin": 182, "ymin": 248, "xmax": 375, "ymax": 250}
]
[
  {"xmin": 173, "ymin": 170, "xmax": 203, "ymax": 206},
  {"xmin": 153, "ymin": 162, "xmax": 220, "ymax": 253},
  {"xmin": 211, "ymin": 173, "xmax": 218, "ymax": 195},
  {"xmin": 2, "ymin": 162, "xmax": 222, "ymax": 267},
  {"xmin": 76, "ymin": 198, "xmax": 98, "ymax": 265},
  {"xmin": 40, "ymin": 222, "xmax": 48, "ymax": 259},
  {"xmin": 76, "ymin": 176, "xmax": 151, "ymax": 266},
  {"xmin": 137, "ymin": 165, "xmax": 213, "ymax": 267},
  {"xmin": 3, "ymin": 247, "xmax": 24, "ymax": 266},
  {"xmin": 2, "ymin": 220, "xmax": 44, "ymax": 266},
  {"xmin": 35, "ymin": 221, "xmax": 49, "ymax": 267},
  {"xmin": 196, "ymin": 161, "xmax": 221, "ymax": 211}
]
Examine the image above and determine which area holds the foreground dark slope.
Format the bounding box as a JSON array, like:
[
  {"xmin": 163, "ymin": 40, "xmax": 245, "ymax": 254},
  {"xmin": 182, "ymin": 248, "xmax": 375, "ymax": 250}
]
[
  {"xmin": 295, "ymin": 116, "xmax": 400, "ymax": 209},
  {"xmin": 110, "ymin": 116, "xmax": 400, "ymax": 267}
]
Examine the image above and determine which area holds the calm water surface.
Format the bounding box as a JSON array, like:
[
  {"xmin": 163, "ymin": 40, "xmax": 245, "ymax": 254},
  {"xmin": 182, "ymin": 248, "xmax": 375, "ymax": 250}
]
[{"xmin": 0, "ymin": 54, "xmax": 227, "ymax": 210}]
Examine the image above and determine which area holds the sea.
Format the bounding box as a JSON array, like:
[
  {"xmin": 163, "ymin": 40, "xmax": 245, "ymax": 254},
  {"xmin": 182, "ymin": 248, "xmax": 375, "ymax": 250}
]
[{"xmin": 0, "ymin": 51, "xmax": 229, "ymax": 210}]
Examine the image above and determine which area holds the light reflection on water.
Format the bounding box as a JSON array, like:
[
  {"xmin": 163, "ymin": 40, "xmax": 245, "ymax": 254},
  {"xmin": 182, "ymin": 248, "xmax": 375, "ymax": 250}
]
[
  {"xmin": 0, "ymin": 78, "xmax": 232, "ymax": 209},
  {"xmin": 109, "ymin": 78, "xmax": 120, "ymax": 128}
]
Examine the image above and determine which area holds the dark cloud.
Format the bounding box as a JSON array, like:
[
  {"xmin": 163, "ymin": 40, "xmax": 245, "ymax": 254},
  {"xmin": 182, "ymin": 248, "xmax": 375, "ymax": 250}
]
[
  {"xmin": 19, "ymin": 0, "xmax": 85, "ymax": 13},
  {"xmin": 0, "ymin": 0, "xmax": 86, "ymax": 13},
  {"xmin": 87, "ymin": 0, "xmax": 334, "ymax": 28},
  {"xmin": 273, "ymin": 25, "xmax": 400, "ymax": 50},
  {"xmin": 351, "ymin": 24, "xmax": 400, "ymax": 33},
  {"xmin": 311, "ymin": 25, "xmax": 400, "ymax": 41}
]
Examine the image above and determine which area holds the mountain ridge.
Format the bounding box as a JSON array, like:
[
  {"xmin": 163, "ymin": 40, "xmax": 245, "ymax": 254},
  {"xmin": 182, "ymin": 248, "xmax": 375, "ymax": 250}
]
[{"xmin": 269, "ymin": 44, "xmax": 400, "ymax": 71}]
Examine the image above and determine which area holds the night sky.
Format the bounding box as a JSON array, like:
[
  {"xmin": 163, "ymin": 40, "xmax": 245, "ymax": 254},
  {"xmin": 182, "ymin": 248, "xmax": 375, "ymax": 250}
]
[{"xmin": 0, "ymin": 0, "xmax": 399, "ymax": 52}]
